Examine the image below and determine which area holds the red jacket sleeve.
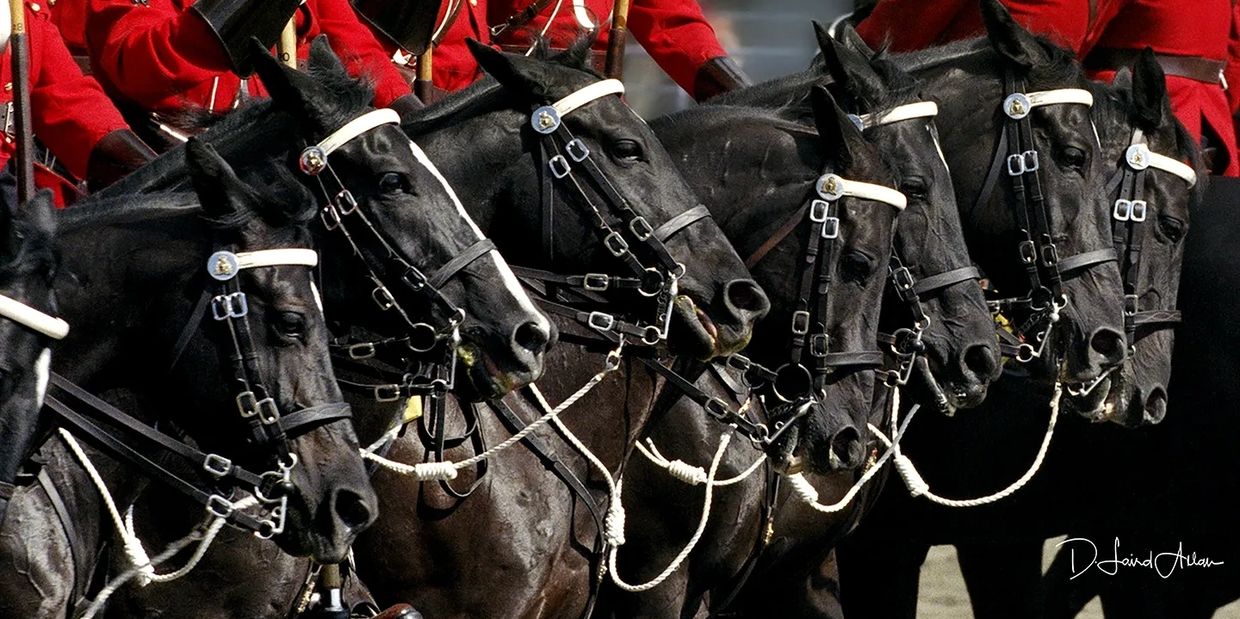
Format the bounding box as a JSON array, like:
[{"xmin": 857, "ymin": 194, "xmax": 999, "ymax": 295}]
[
  {"xmin": 31, "ymin": 14, "xmax": 130, "ymax": 178},
  {"xmin": 626, "ymin": 0, "xmax": 727, "ymax": 93},
  {"xmin": 1227, "ymin": 1, "xmax": 1240, "ymax": 115},
  {"xmin": 85, "ymin": 0, "xmax": 233, "ymax": 109},
  {"xmin": 312, "ymin": 0, "xmax": 411, "ymax": 107},
  {"xmin": 856, "ymin": 0, "xmax": 973, "ymax": 52}
]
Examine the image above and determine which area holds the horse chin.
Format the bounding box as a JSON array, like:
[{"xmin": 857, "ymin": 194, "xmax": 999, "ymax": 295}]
[
  {"xmin": 669, "ymin": 295, "xmax": 719, "ymax": 360},
  {"xmin": 909, "ymin": 358, "xmax": 957, "ymax": 416},
  {"xmin": 275, "ymin": 508, "xmax": 355, "ymax": 565},
  {"xmin": 1060, "ymin": 365, "xmax": 1117, "ymax": 422}
]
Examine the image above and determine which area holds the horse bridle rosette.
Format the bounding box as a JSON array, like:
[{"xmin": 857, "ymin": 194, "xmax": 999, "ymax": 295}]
[{"xmin": 976, "ymin": 78, "xmax": 1115, "ymax": 363}]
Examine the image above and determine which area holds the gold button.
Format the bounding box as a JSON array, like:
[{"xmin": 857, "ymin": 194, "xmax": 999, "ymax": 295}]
[
  {"xmin": 4, "ymin": 83, "xmax": 11, "ymax": 92},
  {"xmin": 30, "ymin": 3, "xmax": 39, "ymax": 11},
  {"xmin": 469, "ymin": 0, "xmax": 476, "ymax": 5}
]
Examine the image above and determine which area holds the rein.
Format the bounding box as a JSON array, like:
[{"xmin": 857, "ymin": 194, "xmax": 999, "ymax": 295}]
[
  {"xmin": 973, "ymin": 76, "xmax": 1116, "ymax": 362},
  {"xmin": 1104, "ymin": 129, "xmax": 1195, "ymax": 345},
  {"xmin": 47, "ymin": 247, "xmax": 341, "ymax": 540}
]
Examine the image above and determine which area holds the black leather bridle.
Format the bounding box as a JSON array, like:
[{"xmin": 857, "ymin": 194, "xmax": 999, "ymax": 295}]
[{"xmin": 973, "ymin": 73, "xmax": 1118, "ymax": 362}]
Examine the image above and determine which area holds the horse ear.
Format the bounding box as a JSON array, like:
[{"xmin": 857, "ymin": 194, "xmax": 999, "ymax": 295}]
[
  {"xmin": 980, "ymin": 0, "xmax": 1046, "ymax": 71},
  {"xmin": 469, "ymin": 38, "xmax": 554, "ymax": 99},
  {"xmin": 1112, "ymin": 66, "xmax": 1133, "ymax": 91},
  {"xmin": 186, "ymin": 138, "xmax": 254, "ymax": 221},
  {"xmin": 836, "ymin": 23, "xmax": 875, "ymax": 58},
  {"xmin": 250, "ymin": 37, "xmax": 337, "ymax": 134},
  {"xmin": 814, "ymin": 21, "xmax": 852, "ymax": 90},
  {"xmin": 19, "ymin": 189, "xmax": 56, "ymax": 243},
  {"xmin": 1130, "ymin": 47, "xmax": 1167, "ymax": 130},
  {"xmin": 307, "ymin": 35, "xmax": 347, "ymax": 76},
  {"xmin": 810, "ymin": 85, "xmax": 862, "ymax": 169}
]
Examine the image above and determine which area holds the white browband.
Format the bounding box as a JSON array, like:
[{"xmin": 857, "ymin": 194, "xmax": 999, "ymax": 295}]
[
  {"xmin": 1126, "ymin": 143, "xmax": 1197, "ymax": 187},
  {"xmin": 818, "ymin": 174, "xmax": 908, "ymax": 210},
  {"xmin": 208, "ymin": 249, "xmax": 319, "ymax": 281},
  {"xmin": 1004, "ymin": 88, "xmax": 1094, "ymax": 119},
  {"xmin": 0, "ymin": 294, "xmax": 69, "ymax": 340},
  {"xmin": 300, "ymin": 108, "xmax": 402, "ymax": 175},
  {"xmin": 552, "ymin": 79, "xmax": 626, "ymax": 117},
  {"xmin": 851, "ymin": 101, "xmax": 939, "ymax": 131},
  {"xmin": 316, "ymin": 108, "xmax": 401, "ymax": 158}
]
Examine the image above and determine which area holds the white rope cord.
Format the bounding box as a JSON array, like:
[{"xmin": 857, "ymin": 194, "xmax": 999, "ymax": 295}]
[
  {"xmin": 607, "ymin": 430, "xmax": 733, "ymax": 592},
  {"xmin": 877, "ymin": 383, "xmax": 1062, "ymax": 507},
  {"xmin": 62, "ymin": 428, "xmax": 258, "ymax": 618},
  {"xmin": 361, "ymin": 347, "xmax": 623, "ymax": 480},
  {"xmin": 635, "ymin": 437, "xmax": 765, "ymax": 487},
  {"xmin": 784, "ymin": 388, "xmax": 918, "ymax": 513}
]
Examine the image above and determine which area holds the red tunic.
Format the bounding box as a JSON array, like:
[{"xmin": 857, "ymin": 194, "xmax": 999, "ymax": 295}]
[
  {"xmin": 1, "ymin": 5, "xmax": 129, "ymax": 187},
  {"xmin": 487, "ymin": 0, "xmax": 727, "ymax": 93},
  {"xmin": 1225, "ymin": 2, "xmax": 1240, "ymax": 116},
  {"xmin": 857, "ymin": 0, "xmax": 1237, "ymax": 176},
  {"xmin": 84, "ymin": 0, "xmax": 411, "ymax": 117},
  {"xmin": 370, "ymin": 0, "xmax": 492, "ymax": 92}
]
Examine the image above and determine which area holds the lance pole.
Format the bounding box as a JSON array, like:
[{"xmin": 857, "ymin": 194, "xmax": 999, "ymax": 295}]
[
  {"xmin": 8, "ymin": 0, "xmax": 32, "ymax": 204},
  {"xmin": 603, "ymin": 0, "xmax": 631, "ymax": 80},
  {"xmin": 277, "ymin": 18, "xmax": 297, "ymax": 69}
]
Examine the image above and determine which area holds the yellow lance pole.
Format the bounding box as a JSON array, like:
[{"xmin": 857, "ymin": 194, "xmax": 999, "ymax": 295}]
[
  {"xmin": 415, "ymin": 47, "xmax": 433, "ymax": 102},
  {"xmin": 603, "ymin": 0, "xmax": 632, "ymax": 80},
  {"xmin": 277, "ymin": 18, "xmax": 297, "ymax": 69},
  {"xmin": 8, "ymin": 0, "xmax": 32, "ymax": 204}
]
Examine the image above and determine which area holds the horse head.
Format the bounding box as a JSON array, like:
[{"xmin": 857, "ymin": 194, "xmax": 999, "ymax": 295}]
[
  {"xmin": 173, "ymin": 139, "xmax": 377, "ymax": 562},
  {"xmin": 815, "ymin": 23, "xmax": 999, "ymax": 413},
  {"xmin": 1073, "ymin": 50, "xmax": 1201, "ymax": 425},
  {"xmin": 407, "ymin": 39, "xmax": 770, "ymax": 360},
  {"xmin": 246, "ymin": 38, "xmax": 552, "ymax": 401}
]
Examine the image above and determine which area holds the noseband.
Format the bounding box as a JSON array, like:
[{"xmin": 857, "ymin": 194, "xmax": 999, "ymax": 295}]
[
  {"xmin": 1105, "ymin": 129, "xmax": 1195, "ymax": 345},
  {"xmin": 512, "ymin": 79, "xmax": 704, "ymax": 348},
  {"xmin": 847, "ymin": 101, "xmax": 984, "ymax": 386},
  {"xmin": 46, "ymin": 248, "xmax": 343, "ymax": 539},
  {"xmin": 974, "ymin": 76, "xmax": 1117, "ymax": 362}
]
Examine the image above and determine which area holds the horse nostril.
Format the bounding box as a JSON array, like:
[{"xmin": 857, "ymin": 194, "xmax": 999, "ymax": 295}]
[
  {"xmin": 829, "ymin": 425, "xmax": 864, "ymax": 470},
  {"xmin": 333, "ymin": 488, "xmax": 374, "ymax": 530},
  {"xmin": 1142, "ymin": 387, "xmax": 1168, "ymax": 425},
  {"xmin": 724, "ymin": 279, "xmax": 770, "ymax": 318},
  {"xmin": 1089, "ymin": 328, "xmax": 1126, "ymax": 365},
  {"xmin": 512, "ymin": 321, "xmax": 550, "ymax": 355},
  {"xmin": 963, "ymin": 342, "xmax": 1000, "ymax": 381}
]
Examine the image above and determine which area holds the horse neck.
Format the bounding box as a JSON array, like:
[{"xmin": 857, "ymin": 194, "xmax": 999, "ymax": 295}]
[{"xmin": 54, "ymin": 216, "xmax": 203, "ymax": 396}]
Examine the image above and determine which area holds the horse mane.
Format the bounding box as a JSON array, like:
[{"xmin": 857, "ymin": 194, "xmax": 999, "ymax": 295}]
[
  {"xmin": 403, "ymin": 34, "xmax": 598, "ymax": 137},
  {"xmin": 893, "ymin": 33, "xmax": 1081, "ymax": 85}
]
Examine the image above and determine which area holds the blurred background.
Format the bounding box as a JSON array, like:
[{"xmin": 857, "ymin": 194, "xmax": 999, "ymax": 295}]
[{"xmin": 621, "ymin": 0, "xmax": 852, "ymax": 117}]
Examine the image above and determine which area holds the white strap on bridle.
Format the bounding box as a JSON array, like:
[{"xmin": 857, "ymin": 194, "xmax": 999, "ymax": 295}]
[
  {"xmin": 208, "ymin": 248, "xmax": 318, "ymax": 281},
  {"xmin": 818, "ymin": 174, "xmax": 908, "ymax": 210},
  {"xmin": 1126, "ymin": 143, "xmax": 1197, "ymax": 187},
  {"xmin": 0, "ymin": 294, "xmax": 69, "ymax": 340},
  {"xmin": 299, "ymin": 108, "xmax": 401, "ymax": 175},
  {"xmin": 850, "ymin": 101, "xmax": 938, "ymax": 131},
  {"xmin": 236, "ymin": 249, "xmax": 319, "ymax": 270},
  {"xmin": 315, "ymin": 109, "xmax": 401, "ymax": 158},
  {"xmin": 552, "ymin": 79, "xmax": 625, "ymax": 117},
  {"xmin": 1004, "ymin": 88, "xmax": 1094, "ymax": 119}
]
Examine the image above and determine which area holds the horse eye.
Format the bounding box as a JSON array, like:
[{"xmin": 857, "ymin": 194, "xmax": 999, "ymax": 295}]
[
  {"xmin": 840, "ymin": 251, "xmax": 875, "ymax": 282},
  {"xmin": 610, "ymin": 139, "xmax": 644, "ymax": 163},
  {"xmin": 1158, "ymin": 215, "xmax": 1186, "ymax": 242},
  {"xmin": 1059, "ymin": 146, "xmax": 1087, "ymax": 169},
  {"xmin": 900, "ymin": 176, "xmax": 929, "ymax": 200},
  {"xmin": 274, "ymin": 311, "xmax": 307, "ymax": 339},
  {"xmin": 378, "ymin": 172, "xmax": 405, "ymax": 193}
]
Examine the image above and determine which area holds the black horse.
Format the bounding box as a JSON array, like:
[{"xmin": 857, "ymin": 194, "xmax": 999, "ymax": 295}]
[
  {"xmin": 0, "ymin": 139, "xmax": 376, "ymax": 618},
  {"xmin": 346, "ymin": 41, "xmax": 771, "ymax": 618},
  {"xmin": 0, "ymin": 189, "xmax": 63, "ymax": 524},
  {"xmin": 829, "ymin": 34, "xmax": 1201, "ymax": 619},
  {"xmin": 101, "ymin": 38, "xmax": 554, "ymax": 402}
]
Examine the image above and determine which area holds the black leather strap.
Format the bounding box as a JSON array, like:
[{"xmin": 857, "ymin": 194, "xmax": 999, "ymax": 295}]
[
  {"xmin": 276, "ymin": 403, "xmax": 353, "ymax": 438},
  {"xmin": 427, "ymin": 238, "xmax": 496, "ymax": 289},
  {"xmin": 1057, "ymin": 248, "xmax": 1118, "ymax": 274},
  {"xmin": 652, "ymin": 204, "xmax": 711, "ymax": 242},
  {"xmin": 911, "ymin": 265, "xmax": 980, "ymax": 296}
]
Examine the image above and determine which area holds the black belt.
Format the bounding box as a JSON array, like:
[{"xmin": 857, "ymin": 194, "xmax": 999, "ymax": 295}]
[{"xmin": 1084, "ymin": 49, "xmax": 1224, "ymax": 84}]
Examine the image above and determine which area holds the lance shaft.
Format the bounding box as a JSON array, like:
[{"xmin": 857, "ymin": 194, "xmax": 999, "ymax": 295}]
[
  {"xmin": 603, "ymin": 0, "xmax": 631, "ymax": 80},
  {"xmin": 9, "ymin": 0, "xmax": 32, "ymax": 204}
]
